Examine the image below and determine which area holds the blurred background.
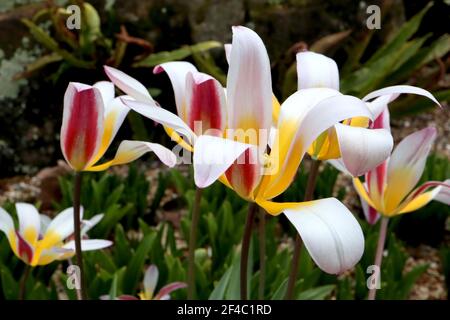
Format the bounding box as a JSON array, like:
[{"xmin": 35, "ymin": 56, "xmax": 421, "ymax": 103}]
[{"xmin": 0, "ymin": 0, "xmax": 449, "ymax": 300}]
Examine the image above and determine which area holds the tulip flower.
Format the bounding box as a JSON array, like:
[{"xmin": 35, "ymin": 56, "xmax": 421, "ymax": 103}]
[
  {"xmin": 104, "ymin": 63, "xmax": 227, "ymax": 298},
  {"xmin": 296, "ymin": 51, "xmax": 440, "ymax": 177},
  {"xmin": 103, "ymin": 265, "xmax": 186, "ymax": 300},
  {"xmin": 354, "ymin": 110, "xmax": 449, "ymax": 222},
  {"xmin": 104, "ymin": 26, "xmax": 377, "ymax": 301},
  {"xmin": 350, "ymin": 105, "xmax": 449, "ymax": 300},
  {"xmin": 60, "ymin": 80, "xmax": 177, "ymax": 299},
  {"xmin": 61, "ymin": 81, "xmax": 177, "ymax": 171},
  {"xmin": 0, "ymin": 203, "xmax": 111, "ymax": 265}
]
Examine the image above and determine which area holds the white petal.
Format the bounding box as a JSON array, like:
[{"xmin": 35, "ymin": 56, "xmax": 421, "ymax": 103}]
[
  {"xmin": 185, "ymin": 71, "xmax": 227, "ymax": 133},
  {"xmin": 224, "ymin": 43, "xmax": 232, "ymax": 64},
  {"xmin": 226, "ymin": 26, "xmax": 272, "ymax": 146},
  {"xmin": 263, "ymin": 89, "xmax": 373, "ymax": 199},
  {"xmin": 143, "ymin": 265, "xmax": 159, "ymax": 298},
  {"xmin": 93, "ymin": 81, "xmax": 115, "ymax": 107},
  {"xmin": 15, "ymin": 203, "xmax": 41, "ymax": 244},
  {"xmin": 87, "ymin": 96, "xmax": 131, "ymax": 166},
  {"xmin": 81, "ymin": 214, "xmax": 104, "ymax": 236},
  {"xmin": 193, "ymin": 135, "xmax": 253, "ymax": 188},
  {"xmin": 87, "ymin": 140, "xmax": 177, "ymax": 171},
  {"xmin": 45, "ymin": 207, "xmax": 84, "ymax": 241},
  {"xmin": 104, "ymin": 66, "xmax": 155, "ymax": 104},
  {"xmin": 335, "ymin": 124, "xmax": 393, "ymax": 177},
  {"xmin": 366, "ymin": 94, "xmax": 395, "ymax": 121},
  {"xmin": 39, "ymin": 214, "xmax": 52, "ymax": 234},
  {"xmin": 122, "ymin": 98, "xmax": 196, "ymax": 144},
  {"xmin": 63, "ymin": 239, "xmax": 113, "ymax": 251},
  {"xmin": 435, "ymin": 179, "xmax": 450, "ymax": 205},
  {"xmin": 296, "ymin": 51, "xmax": 340, "ymax": 90},
  {"xmin": 0, "ymin": 207, "xmax": 15, "ymax": 239},
  {"xmin": 61, "ymin": 83, "xmax": 105, "ymax": 171},
  {"xmin": 327, "ymin": 158, "xmax": 351, "ymax": 175},
  {"xmin": 363, "ymin": 85, "xmax": 440, "ymax": 107},
  {"xmin": 154, "ymin": 61, "xmax": 198, "ymax": 120},
  {"xmin": 284, "ymin": 198, "xmax": 364, "ymax": 274},
  {"xmin": 383, "ymin": 127, "xmax": 436, "ymax": 212}
]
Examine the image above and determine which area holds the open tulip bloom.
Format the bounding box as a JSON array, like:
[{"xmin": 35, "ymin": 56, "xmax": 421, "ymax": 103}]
[
  {"xmin": 61, "ymin": 81, "xmax": 177, "ymax": 172},
  {"xmin": 106, "ymin": 265, "xmax": 186, "ymax": 300},
  {"xmin": 104, "ymin": 26, "xmax": 379, "ymax": 276},
  {"xmin": 0, "ymin": 203, "xmax": 111, "ymax": 266},
  {"xmin": 60, "ymin": 80, "xmax": 177, "ymax": 299},
  {"xmin": 296, "ymin": 51, "xmax": 441, "ymax": 177},
  {"xmin": 353, "ymin": 107, "xmax": 450, "ymax": 223}
]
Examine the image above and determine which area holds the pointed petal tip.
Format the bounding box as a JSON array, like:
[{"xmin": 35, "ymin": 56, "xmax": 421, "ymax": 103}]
[
  {"xmin": 103, "ymin": 65, "xmax": 114, "ymax": 77},
  {"xmin": 153, "ymin": 65, "xmax": 164, "ymax": 74},
  {"xmin": 187, "ymin": 71, "xmax": 214, "ymax": 85}
]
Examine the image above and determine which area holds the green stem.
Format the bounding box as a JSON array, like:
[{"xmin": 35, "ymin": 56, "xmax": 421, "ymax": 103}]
[
  {"xmin": 73, "ymin": 172, "xmax": 87, "ymax": 300},
  {"xmin": 285, "ymin": 160, "xmax": 321, "ymax": 300},
  {"xmin": 240, "ymin": 202, "xmax": 258, "ymax": 300},
  {"xmin": 368, "ymin": 217, "xmax": 389, "ymax": 300},
  {"xmin": 19, "ymin": 265, "xmax": 31, "ymax": 300},
  {"xmin": 258, "ymin": 208, "xmax": 266, "ymax": 300},
  {"xmin": 187, "ymin": 187, "xmax": 203, "ymax": 300}
]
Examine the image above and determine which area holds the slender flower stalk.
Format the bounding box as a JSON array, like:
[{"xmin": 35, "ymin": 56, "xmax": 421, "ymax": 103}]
[
  {"xmin": 368, "ymin": 217, "xmax": 389, "ymax": 300},
  {"xmin": 72, "ymin": 172, "xmax": 87, "ymax": 300},
  {"xmin": 187, "ymin": 187, "xmax": 203, "ymax": 299},
  {"xmin": 59, "ymin": 80, "xmax": 176, "ymax": 300},
  {"xmin": 258, "ymin": 208, "xmax": 266, "ymax": 300},
  {"xmin": 285, "ymin": 160, "xmax": 321, "ymax": 299},
  {"xmin": 240, "ymin": 203, "xmax": 258, "ymax": 300},
  {"xmin": 19, "ymin": 265, "xmax": 31, "ymax": 300}
]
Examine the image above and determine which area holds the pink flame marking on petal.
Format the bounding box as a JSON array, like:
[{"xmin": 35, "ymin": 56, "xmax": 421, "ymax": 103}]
[
  {"xmin": 225, "ymin": 149, "xmax": 259, "ymax": 197},
  {"xmin": 153, "ymin": 65, "xmax": 164, "ymax": 75},
  {"xmin": 409, "ymin": 181, "xmax": 450, "ymax": 200},
  {"xmin": 16, "ymin": 231, "xmax": 33, "ymax": 264},
  {"xmin": 153, "ymin": 282, "xmax": 187, "ymax": 300},
  {"xmin": 188, "ymin": 78, "xmax": 223, "ymax": 132},
  {"xmin": 375, "ymin": 161, "xmax": 387, "ymax": 195},
  {"xmin": 64, "ymin": 88, "xmax": 99, "ymax": 169},
  {"xmin": 372, "ymin": 109, "xmax": 385, "ymax": 130},
  {"xmin": 367, "ymin": 206, "xmax": 379, "ymax": 225}
]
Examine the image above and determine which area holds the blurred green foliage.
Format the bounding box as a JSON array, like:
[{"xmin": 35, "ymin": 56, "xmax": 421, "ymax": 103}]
[
  {"xmin": 281, "ymin": 2, "xmax": 450, "ymax": 117},
  {"xmin": 0, "ymin": 153, "xmax": 448, "ymax": 300}
]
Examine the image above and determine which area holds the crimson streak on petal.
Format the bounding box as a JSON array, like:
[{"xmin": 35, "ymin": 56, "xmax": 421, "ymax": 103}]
[{"xmin": 63, "ymin": 88, "xmax": 100, "ymax": 170}]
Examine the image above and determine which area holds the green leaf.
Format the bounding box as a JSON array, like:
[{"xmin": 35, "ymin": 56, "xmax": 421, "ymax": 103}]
[
  {"xmin": 109, "ymin": 267, "xmax": 126, "ymax": 299},
  {"xmin": 225, "ymin": 250, "xmax": 242, "ymax": 300},
  {"xmin": 122, "ymin": 233, "xmax": 156, "ymax": 293},
  {"xmin": 0, "ymin": 264, "xmax": 19, "ymax": 299},
  {"xmin": 21, "ymin": 19, "xmax": 94, "ymax": 69},
  {"xmin": 28, "ymin": 281, "xmax": 50, "ymax": 300},
  {"xmin": 388, "ymin": 34, "xmax": 450, "ymax": 84},
  {"xmin": 15, "ymin": 53, "xmax": 62, "ymax": 79},
  {"xmin": 133, "ymin": 41, "xmax": 222, "ymax": 68},
  {"xmin": 297, "ymin": 284, "xmax": 335, "ymax": 300},
  {"xmin": 397, "ymin": 264, "xmax": 428, "ymax": 299},
  {"xmin": 271, "ymin": 278, "xmax": 288, "ymax": 300},
  {"xmin": 209, "ymin": 267, "xmax": 232, "ymax": 300},
  {"xmin": 365, "ymin": 3, "xmax": 432, "ymax": 64}
]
